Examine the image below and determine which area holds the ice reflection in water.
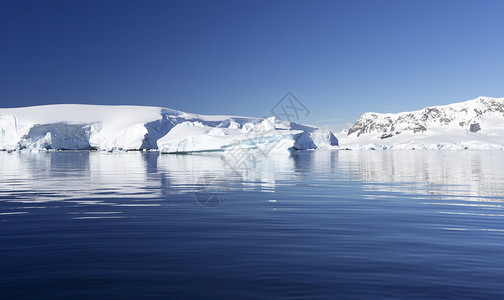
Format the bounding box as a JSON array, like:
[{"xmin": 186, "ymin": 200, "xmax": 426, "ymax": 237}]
[
  {"xmin": 335, "ymin": 151, "xmax": 504, "ymax": 231},
  {"xmin": 3, "ymin": 150, "xmax": 504, "ymax": 298},
  {"xmin": 0, "ymin": 151, "xmax": 304, "ymax": 217},
  {"xmin": 339, "ymin": 151, "xmax": 504, "ymax": 197},
  {"xmin": 1, "ymin": 151, "xmax": 504, "ymax": 213}
]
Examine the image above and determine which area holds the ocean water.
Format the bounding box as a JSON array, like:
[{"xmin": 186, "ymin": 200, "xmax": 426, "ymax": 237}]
[{"xmin": 1, "ymin": 150, "xmax": 504, "ymax": 299}]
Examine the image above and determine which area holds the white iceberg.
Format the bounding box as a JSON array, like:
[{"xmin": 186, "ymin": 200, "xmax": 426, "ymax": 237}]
[{"xmin": 0, "ymin": 104, "xmax": 338, "ymax": 153}]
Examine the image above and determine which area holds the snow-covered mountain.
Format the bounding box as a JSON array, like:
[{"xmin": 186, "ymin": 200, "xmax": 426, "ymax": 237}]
[
  {"xmin": 0, "ymin": 104, "xmax": 338, "ymax": 152},
  {"xmin": 339, "ymin": 96, "xmax": 504, "ymax": 150}
]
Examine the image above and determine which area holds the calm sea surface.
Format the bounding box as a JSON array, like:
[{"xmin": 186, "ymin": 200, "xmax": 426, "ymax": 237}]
[{"xmin": 2, "ymin": 150, "xmax": 504, "ymax": 299}]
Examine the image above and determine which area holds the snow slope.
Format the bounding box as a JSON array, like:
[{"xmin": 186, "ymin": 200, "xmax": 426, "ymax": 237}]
[
  {"xmin": 0, "ymin": 104, "xmax": 338, "ymax": 152},
  {"xmin": 339, "ymin": 96, "xmax": 504, "ymax": 150}
]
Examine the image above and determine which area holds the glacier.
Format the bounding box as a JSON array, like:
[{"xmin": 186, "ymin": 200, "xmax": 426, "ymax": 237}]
[
  {"xmin": 339, "ymin": 96, "xmax": 504, "ymax": 150},
  {"xmin": 0, "ymin": 104, "xmax": 338, "ymax": 153}
]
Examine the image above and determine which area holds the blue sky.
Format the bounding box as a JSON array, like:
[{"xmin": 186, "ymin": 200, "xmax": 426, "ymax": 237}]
[{"xmin": 1, "ymin": 0, "xmax": 504, "ymax": 130}]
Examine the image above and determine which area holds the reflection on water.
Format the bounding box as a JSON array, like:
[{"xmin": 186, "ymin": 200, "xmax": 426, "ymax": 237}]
[
  {"xmin": 334, "ymin": 151, "xmax": 504, "ymax": 232},
  {"xmin": 0, "ymin": 151, "xmax": 301, "ymax": 209},
  {"xmin": 1, "ymin": 150, "xmax": 504, "ymax": 217},
  {"xmin": 2, "ymin": 150, "xmax": 504, "ymax": 223},
  {"xmin": 339, "ymin": 151, "xmax": 504, "ymax": 198},
  {"xmin": 2, "ymin": 150, "xmax": 504, "ymax": 298}
]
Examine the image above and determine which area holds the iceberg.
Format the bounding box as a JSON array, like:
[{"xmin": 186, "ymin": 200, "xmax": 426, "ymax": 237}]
[{"xmin": 0, "ymin": 104, "xmax": 338, "ymax": 153}]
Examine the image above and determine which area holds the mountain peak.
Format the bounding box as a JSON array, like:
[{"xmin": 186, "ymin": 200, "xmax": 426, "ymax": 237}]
[{"xmin": 340, "ymin": 96, "xmax": 504, "ymax": 150}]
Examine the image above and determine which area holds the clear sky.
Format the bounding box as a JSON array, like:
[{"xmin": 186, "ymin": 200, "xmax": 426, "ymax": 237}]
[{"xmin": 1, "ymin": 0, "xmax": 504, "ymax": 130}]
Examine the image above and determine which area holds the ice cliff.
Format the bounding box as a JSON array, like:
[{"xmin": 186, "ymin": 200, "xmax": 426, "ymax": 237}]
[{"xmin": 0, "ymin": 104, "xmax": 338, "ymax": 153}]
